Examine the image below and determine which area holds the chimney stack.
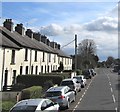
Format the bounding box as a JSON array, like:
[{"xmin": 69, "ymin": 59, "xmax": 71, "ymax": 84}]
[
  {"xmin": 46, "ymin": 39, "xmax": 50, "ymax": 46},
  {"xmin": 33, "ymin": 32, "xmax": 41, "ymax": 41},
  {"xmin": 3, "ymin": 19, "xmax": 13, "ymax": 31},
  {"xmin": 15, "ymin": 23, "xmax": 25, "ymax": 36},
  {"xmin": 55, "ymin": 43, "xmax": 58, "ymax": 49},
  {"xmin": 50, "ymin": 42, "xmax": 56, "ymax": 49},
  {"xmin": 41, "ymin": 35, "xmax": 47, "ymax": 44},
  {"xmin": 57, "ymin": 44, "xmax": 61, "ymax": 50},
  {"xmin": 26, "ymin": 29, "xmax": 33, "ymax": 38}
]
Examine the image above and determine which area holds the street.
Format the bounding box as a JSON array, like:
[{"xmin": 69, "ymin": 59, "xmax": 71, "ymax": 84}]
[{"xmin": 61, "ymin": 68, "xmax": 119, "ymax": 111}]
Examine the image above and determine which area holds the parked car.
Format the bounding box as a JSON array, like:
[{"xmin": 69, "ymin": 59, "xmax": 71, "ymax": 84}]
[
  {"xmin": 9, "ymin": 98, "xmax": 59, "ymax": 112},
  {"xmin": 82, "ymin": 69, "xmax": 92, "ymax": 79},
  {"xmin": 73, "ymin": 75, "xmax": 87, "ymax": 88},
  {"xmin": 45, "ymin": 86, "xmax": 75, "ymax": 109},
  {"xmin": 90, "ymin": 69, "xmax": 96, "ymax": 76},
  {"xmin": 60, "ymin": 78, "xmax": 81, "ymax": 94}
]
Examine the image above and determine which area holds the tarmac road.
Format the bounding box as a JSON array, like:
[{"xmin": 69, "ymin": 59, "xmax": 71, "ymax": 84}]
[{"xmin": 61, "ymin": 68, "xmax": 119, "ymax": 112}]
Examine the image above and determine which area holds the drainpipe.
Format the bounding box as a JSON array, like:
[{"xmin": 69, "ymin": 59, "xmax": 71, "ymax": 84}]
[{"xmin": 1, "ymin": 48, "xmax": 5, "ymax": 91}]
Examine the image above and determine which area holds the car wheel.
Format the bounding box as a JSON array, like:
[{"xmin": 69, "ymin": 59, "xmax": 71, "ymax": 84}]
[{"xmin": 66, "ymin": 100, "xmax": 70, "ymax": 109}]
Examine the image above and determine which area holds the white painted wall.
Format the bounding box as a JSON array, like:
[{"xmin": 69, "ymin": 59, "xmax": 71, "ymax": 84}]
[{"xmin": 0, "ymin": 46, "xmax": 73, "ymax": 90}]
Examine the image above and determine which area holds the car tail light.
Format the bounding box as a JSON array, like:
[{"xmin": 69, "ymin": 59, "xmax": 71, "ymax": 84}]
[{"xmin": 59, "ymin": 95, "xmax": 65, "ymax": 99}]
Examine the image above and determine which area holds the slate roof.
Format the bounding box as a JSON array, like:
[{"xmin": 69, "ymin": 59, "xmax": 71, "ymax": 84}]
[
  {"xmin": 0, "ymin": 32, "xmax": 21, "ymax": 49},
  {"xmin": 0, "ymin": 26, "xmax": 71, "ymax": 58},
  {"xmin": 55, "ymin": 49, "xmax": 71, "ymax": 58}
]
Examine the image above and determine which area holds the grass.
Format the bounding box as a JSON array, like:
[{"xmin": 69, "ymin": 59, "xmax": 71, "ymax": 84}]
[{"xmin": 1, "ymin": 100, "xmax": 16, "ymax": 112}]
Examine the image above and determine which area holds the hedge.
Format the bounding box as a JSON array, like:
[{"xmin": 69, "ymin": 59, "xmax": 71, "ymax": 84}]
[
  {"xmin": 17, "ymin": 75, "xmax": 63, "ymax": 88},
  {"xmin": 41, "ymin": 72, "xmax": 70, "ymax": 79},
  {"xmin": 21, "ymin": 86, "xmax": 43, "ymax": 100}
]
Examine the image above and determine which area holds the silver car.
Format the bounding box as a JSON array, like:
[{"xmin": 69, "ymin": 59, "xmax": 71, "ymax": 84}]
[
  {"xmin": 9, "ymin": 98, "xmax": 59, "ymax": 112},
  {"xmin": 45, "ymin": 86, "xmax": 75, "ymax": 109},
  {"xmin": 73, "ymin": 75, "xmax": 87, "ymax": 88},
  {"xmin": 60, "ymin": 78, "xmax": 81, "ymax": 94}
]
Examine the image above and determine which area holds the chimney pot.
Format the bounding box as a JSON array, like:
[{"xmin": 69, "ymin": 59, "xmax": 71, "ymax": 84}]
[
  {"xmin": 3, "ymin": 19, "xmax": 13, "ymax": 31},
  {"xmin": 33, "ymin": 32, "xmax": 41, "ymax": 41},
  {"xmin": 41, "ymin": 35, "xmax": 47, "ymax": 44},
  {"xmin": 26, "ymin": 29, "xmax": 33, "ymax": 38},
  {"xmin": 15, "ymin": 23, "xmax": 25, "ymax": 35}
]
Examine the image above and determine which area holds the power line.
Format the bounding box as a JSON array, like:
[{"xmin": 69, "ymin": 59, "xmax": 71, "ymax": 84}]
[{"xmin": 61, "ymin": 39, "xmax": 75, "ymax": 49}]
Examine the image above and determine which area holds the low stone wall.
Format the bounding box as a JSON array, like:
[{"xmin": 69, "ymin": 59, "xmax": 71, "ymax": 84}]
[{"xmin": 0, "ymin": 91, "xmax": 20, "ymax": 101}]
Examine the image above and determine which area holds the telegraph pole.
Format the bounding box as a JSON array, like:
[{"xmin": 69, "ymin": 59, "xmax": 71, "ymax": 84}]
[{"xmin": 75, "ymin": 34, "xmax": 77, "ymax": 72}]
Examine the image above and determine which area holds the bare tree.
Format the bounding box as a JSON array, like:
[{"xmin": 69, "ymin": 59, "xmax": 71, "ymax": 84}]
[
  {"xmin": 78, "ymin": 39, "xmax": 97, "ymax": 69},
  {"xmin": 78, "ymin": 39, "xmax": 96, "ymax": 56}
]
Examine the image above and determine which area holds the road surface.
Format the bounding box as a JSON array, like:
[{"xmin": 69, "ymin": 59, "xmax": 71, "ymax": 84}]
[{"xmin": 61, "ymin": 68, "xmax": 119, "ymax": 111}]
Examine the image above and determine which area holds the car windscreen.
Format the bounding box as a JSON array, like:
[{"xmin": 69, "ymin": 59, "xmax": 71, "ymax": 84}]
[
  {"xmin": 61, "ymin": 81, "xmax": 74, "ymax": 86},
  {"xmin": 10, "ymin": 105, "xmax": 37, "ymax": 112},
  {"xmin": 73, "ymin": 77, "xmax": 82, "ymax": 80},
  {"xmin": 46, "ymin": 91, "xmax": 61, "ymax": 97}
]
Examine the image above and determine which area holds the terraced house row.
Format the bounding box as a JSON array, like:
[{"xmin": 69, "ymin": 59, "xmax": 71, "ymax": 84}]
[{"xmin": 0, "ymin": 19, "xmax": 72, "ymax": 91}]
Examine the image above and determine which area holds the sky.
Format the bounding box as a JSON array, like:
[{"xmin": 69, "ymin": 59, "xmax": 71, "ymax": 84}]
[{"xmin": 1, "ymin": 1, "xmax": 119, "ymax": 61}]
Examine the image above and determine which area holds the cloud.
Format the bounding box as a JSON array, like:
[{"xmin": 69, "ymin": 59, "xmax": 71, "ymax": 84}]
[
  {"xmin": 84, "ymin": 16, "xmax": 118, "ymax": 32},
  {"xmin": 40, "ymin": 24, "xmax": 63, "ymax": 36}
]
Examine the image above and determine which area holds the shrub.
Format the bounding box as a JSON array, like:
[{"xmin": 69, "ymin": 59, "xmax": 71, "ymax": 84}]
[
  {"xmin": 21, "ymin": 86, "xmax": 43, "ymax": 100},
  {"xmin": 76, "ymin": 69, "xmax": 82, "ymax": 75}
]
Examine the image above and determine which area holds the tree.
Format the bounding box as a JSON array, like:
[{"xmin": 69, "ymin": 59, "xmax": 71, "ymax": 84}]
[
  {"xmin": 78, "ymin": 39, "xmax": 98, "ymax": 69},
  {"xmin": 106, "ymin": 56, "xmax": 114, "ymax": 67},
  {"xmin": 78, "ymin": 39, "xmax": 96, "ymax": 56}
]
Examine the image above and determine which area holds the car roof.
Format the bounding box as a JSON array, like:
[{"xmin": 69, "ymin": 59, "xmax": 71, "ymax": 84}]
[
  {"xmin": 47, "ymin": 86, "xmax": 68, "ymax": 92},
  {"xmin": 14, "ymin": 98, "xmax": 47, "ymax": 106},
  {"xmin": 62, "ymin": 78, "xmax": 76, "ymax": 81}
]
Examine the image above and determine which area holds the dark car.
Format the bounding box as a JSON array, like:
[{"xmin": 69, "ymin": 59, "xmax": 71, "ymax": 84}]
[{"xmin": 82, "ymin": 70, "xmax": 92, "ymax": 79}]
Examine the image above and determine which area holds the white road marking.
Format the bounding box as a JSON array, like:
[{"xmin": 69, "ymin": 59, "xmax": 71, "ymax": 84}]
[
  {"xmin": 111, "ymin": 88, "xmax": 113, "ymax": 93},
  {"xmin": 80, "ymin": 98, "xmax": 82, "ymax": 101},
  {"xmin": 115, "ymin": 107, "xmax": 118, "ymax": 112},
  {"xmin": 109, "ymin": 83, "xmax": 111, "ymax": 86},
  {"xmin": 72, "ymin": 76, "xmax": 95, "ymax": 112},
  {"xmin": 112, "ymin": 94, "xmax": 116, "ymax": 103},
  {"xmin": 75, "ymin": 105, "xmax": 78, "ymax": 109}
]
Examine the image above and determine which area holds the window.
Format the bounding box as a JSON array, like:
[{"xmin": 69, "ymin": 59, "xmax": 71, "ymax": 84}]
[
  {"xmin": 20, "ymin": 66, "xmax": 23, "ymax": 75},
  {"xmin": 41, "ymin": 101, "xmax": 47, "ymax": 110},
  {"xmin": 25, "ymin": 49, "xmax": 28, "ymax": 61},
  {"xmin": 42, "ymin": 52, "xmax": 45, "ymax": 62},
  {"xmin": 47, "ymin": 66, "xmax": 49, "ymax": 73},
  {"xmin": 45, "ymin": 65, "xmax": 46, "ymax": 73},
  {"xmin": 11, "ymin": 50, "xmax": 15, "ymax": 64},
  {"xmin": 35, "ymin": 66, "xmax": 38, "ymax": 74},
  {"xmin": 48, "ymin": 53, "xmax": 51, "ymax": 62},
  {"xmin": 4, "ymin": 70, "xmax": 8, "ymax": 86},
  {"xmin": 25, "ymin": 66, "xmax": 29, "ymax": 74},
  {"xmin": 35, "ymin": 51, "xmax": 37, "ymax": 62},
  {"xmin": 31, "ymin": 66, "xmax": 33, "ymax": 74},
  {"xmin": 54, "ymin": 55, "xmax": 56, "ymax": 63},
  {"xmin": 51, "ymin": 65, "xmax": 52, "ymax": 71},
  {"xmin": 58, "ymin": 57, "xmax": 60, "ymax": 64},
  {"xmin": 12, "ymin": 70, "xmax": 16, "ymax": 85},
  {"xmin": 41, "ymin": 66, "xmax": 43, "ymax": 73}
]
